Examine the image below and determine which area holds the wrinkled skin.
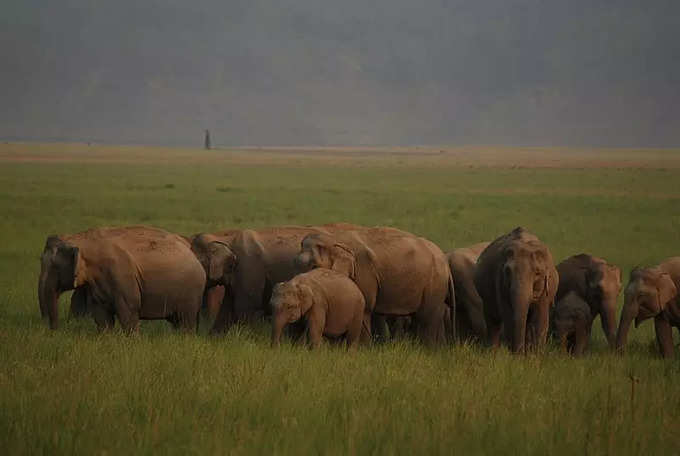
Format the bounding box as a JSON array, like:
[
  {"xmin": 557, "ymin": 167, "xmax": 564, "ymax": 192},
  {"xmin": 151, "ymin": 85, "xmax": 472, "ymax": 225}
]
[
  {"xmin": 556, "ymin": 254, "xmax": 621, "ymax": 349},
  {"xmin": 615, "ymin": 257, "xmax": 680, "ymax": 358},
  {"xmin": 295, "ymin": 227, "xmax": 455, "ymax": 346},
  {"xmin": 447, "ymin": 241, "xmax": 490, "ymax": 343},
  {"xmin": 474, "ymin": 227, "xmax": 558, "ymax": 353},
  {"xmin": 550, "ymin": 291, "xmax": 593, "ymax": 356},
  {"xmin": 191, "ymin": 223, "xmax": 363, "ymax": 334},
  {"xmin": 38, "ymin": 226, "xmax": 206, "ymax": 332},
  {"xmin": 270, "ymin": 268, "xmax": 367, "ymax": 349}
]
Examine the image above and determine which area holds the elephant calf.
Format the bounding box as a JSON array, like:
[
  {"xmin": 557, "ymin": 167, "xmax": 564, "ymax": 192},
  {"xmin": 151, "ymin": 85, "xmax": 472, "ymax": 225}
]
[
  {"xmin": 551, "ymin": 291, "xmax": 593, "ymax": 356},
  {"xmin": 270, "ymin": 268, "xmax": 367, "ymax": 349},
  {"xmin": 556, "ymin": 254, "xmax": 621, "ymax": 349}
]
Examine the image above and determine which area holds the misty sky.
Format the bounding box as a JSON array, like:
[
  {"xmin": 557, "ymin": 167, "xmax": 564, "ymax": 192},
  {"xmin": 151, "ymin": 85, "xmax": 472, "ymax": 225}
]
[{"xmin": 2, "ymin": 0, "xmax": 679, "ymax": 147}]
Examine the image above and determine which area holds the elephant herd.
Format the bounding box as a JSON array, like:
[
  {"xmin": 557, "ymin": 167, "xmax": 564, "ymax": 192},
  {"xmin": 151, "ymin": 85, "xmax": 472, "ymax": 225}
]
[{"xmin": 38, "ymin": 224, "xmax": 680, "ymax": 357}]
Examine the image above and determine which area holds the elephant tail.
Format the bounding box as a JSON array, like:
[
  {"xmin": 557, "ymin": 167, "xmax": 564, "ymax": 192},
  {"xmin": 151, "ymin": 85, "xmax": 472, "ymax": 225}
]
[{"xmin": 446, "ymin": 269, "xmax": 456, "ymax": 343}]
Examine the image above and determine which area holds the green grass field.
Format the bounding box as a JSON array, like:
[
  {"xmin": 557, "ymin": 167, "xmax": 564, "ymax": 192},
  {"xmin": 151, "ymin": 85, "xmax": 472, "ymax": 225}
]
[{"xmin": 1, "ymin": 143, "xmax": 679, "ymax": 454}]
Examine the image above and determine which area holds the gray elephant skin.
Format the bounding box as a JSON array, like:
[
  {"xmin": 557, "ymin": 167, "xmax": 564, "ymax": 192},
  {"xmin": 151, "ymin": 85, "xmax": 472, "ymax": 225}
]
[
  {"xmin": 38, "ymin": 226, "xmax": 206, "ymax": 332},
  {"xmin": 270, "ymin": 268, "xmax": 367, "ymax": 349},
  {"xmin": 474, "ymin": 227, "xmax": 558, "ymax": 353},
  {"xmin": 616, "ymin": 257, "xmax": 680, "ymax": 358},
  {"xmin": 447, "ymin": 241, "xmax": 490, "ymax": 342},
  {"xmin": 294, "ymin": 227, "xmax": 455, "ymax": 346},
  {"xmin": 191, "ymin": 223, "xmax": 362, "ymax": 334},
  {"xmin": 551, "ymin": 291, "xmax": 593, "ymax": 355},
  {"xmin": 556, "ymin": 254, "xmax": 621, "ymax": 349}
]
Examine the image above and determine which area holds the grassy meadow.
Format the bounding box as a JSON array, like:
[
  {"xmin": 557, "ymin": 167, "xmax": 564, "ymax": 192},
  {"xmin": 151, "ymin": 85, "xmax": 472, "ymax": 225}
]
[{"xmin": 1, "ymin": 143, "xmax": 679, "ymax": 454}]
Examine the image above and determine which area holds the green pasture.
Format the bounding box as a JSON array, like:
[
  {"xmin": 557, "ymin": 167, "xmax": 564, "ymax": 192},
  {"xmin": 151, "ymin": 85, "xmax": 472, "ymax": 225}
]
[{"xmin": 1, "ymin": 145, "xmax": 679, "ymax": 454}]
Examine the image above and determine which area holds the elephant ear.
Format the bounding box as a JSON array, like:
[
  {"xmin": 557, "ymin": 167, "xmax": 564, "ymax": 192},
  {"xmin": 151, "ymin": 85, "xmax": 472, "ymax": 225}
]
[
  {"xmin": 657, "ymin": 273, "xmax": 678, "ymax": 311},
  {"xmin": 55, "ymin": 243, "xmax": 80, "ymax": 289},
  {"xmin": 296, "ymin": 283, "xmax": 317, "ymax": 315},
  {"xmin": 207, "ymin": 241, "xmax": 237, "ymax": 282},
  {"xmin": 584, "ymin": 266, "xmax": 597, "ymax": 289},
  {"xmin": 331, "ymin": 243, "xmax": 356, "ymax": 280}
]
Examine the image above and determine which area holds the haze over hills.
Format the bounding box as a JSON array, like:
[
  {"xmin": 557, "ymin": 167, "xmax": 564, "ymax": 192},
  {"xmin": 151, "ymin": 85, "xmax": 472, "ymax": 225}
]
[{"xmin": 2, "ymin": 0, "xmax": 679, "ymax": 147}]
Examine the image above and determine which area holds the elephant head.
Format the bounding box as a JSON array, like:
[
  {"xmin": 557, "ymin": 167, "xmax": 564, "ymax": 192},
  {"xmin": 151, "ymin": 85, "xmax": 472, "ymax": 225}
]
[
  {"xmin": 585, "ymin": 262, "xmax": 622, "ymax": 348},
  {"xmin": 616, "ymin": 267, "xmax": 678, "ymax": 351},
  {"xmin": 295, "ymin": 234, "xmax": 356, "ymax": 280},
  {"xmin": 500, "ymin": 242, "xmax": 554, "ymax": 352},
  {"xmin": 38, "ymin": 236, "xmax": 81, "ymax": 329},
  {"xmin": 192, "ymin": 237, "xmax": 237, "ymax": 287},
  {"xmin": 270, "ymin": 281, "xmax": 314, "ymax": 346}
]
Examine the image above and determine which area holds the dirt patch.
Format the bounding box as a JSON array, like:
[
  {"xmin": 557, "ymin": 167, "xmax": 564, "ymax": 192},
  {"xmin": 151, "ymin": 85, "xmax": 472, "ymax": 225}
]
[{"xmin": 1, "ymin": 142, "xmax": 679, "ymax": 169}]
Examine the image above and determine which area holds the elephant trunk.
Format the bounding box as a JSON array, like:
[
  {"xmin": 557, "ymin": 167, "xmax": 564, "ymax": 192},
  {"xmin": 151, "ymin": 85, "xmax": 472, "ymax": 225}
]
[
  {"xmin": 38, "ymin": 273, "xmax": 60, "ymax": 329},
  {"xmin": 615, "ymin": 298, "xmax": 638, "ymax": 352},
  {"xmin": 600, "ymin": 298, "xmax": 618, "ymax": 350},
  {"xmin": 271, "ymin": 312, "xmax": 287, "ymax": 347},
  {"xmin": 509, "ymin": 282, "xmax": 532, "ymax": 353},
  {"xmin": 293, "ymin": 252, "xmax": 313, "ymax": 273}
]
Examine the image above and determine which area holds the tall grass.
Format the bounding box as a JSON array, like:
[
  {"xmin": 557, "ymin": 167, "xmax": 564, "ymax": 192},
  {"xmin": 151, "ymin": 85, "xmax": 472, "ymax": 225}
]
[{"xmin": 1, "ymin": 145, "xmax": 679, "ymax": 454}]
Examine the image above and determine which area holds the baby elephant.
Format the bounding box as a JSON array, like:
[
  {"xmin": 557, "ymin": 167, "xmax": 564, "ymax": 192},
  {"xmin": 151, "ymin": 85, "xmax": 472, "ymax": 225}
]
[
  {"xmin": 270, "ymin": 268, "xmax": 367, "ymax": 349},
  {"xmin": 551, "ymin": 291, "xmax": 593, "ymax": 356}
]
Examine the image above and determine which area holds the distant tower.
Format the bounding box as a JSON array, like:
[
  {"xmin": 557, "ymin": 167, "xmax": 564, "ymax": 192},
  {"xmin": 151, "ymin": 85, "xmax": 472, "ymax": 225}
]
[{"xmin": 204, "ymin": 129, "xmax": 211, "ymax": 150}]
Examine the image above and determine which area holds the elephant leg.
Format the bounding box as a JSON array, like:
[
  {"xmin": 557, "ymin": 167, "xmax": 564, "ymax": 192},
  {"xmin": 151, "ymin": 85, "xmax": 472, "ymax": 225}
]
[
  {"xmin": 654, "ymin": 316, "xmax": 675, "ymax": 358},
  {"xmin": 175, "ymin": 293, "xmax": 202, "ymax": 333},
  {"xmin": 112, "ymin": 295, "xmax": 140, "ymax": 334},
  {"xmin": 572, "ymin": 326, "xmax": 588, "ymax": 356},
  {"xmin": 346, "ymin": 311, "xmax": 363, "ymax": 350},
  {"xmin": 201, "ymin": 286, "xmax": 225, "ymax": 324},
  {"xmin": 487, "ymin": 320, "xmax": 503, "ymax": 348},
  {"xmin": 528, "ymin": 303, "xmax": 550, "ymax": 352},
  {"xmin": 307, "ymin": 309, "xmax": 326, "ymax": 350},
  {"xmin": 294, "ymin": 324, "xmax": 308, "ymax": 346},
  {"xmin": 167, "ymin": 314, "xmax": 180, "ymax": 329},
  {"xmin": 176, "ymin": 308, "xmax": 200, "ymax": 333},
  {"xmin": 415, "ymin": 304, "xmax": 446, "ymax": 347},
  {"xmin": 462, "ymin": 292, "xmax": 487, "ymax": 341},
  {"xmin": 558, "ymin": 331, "xmax": 569, "ymax": 353},
  {"xmin": 286, "ymin": 319, "xmax": 306, "ymax": 343},
  {"xmin": 386, "ymin": 315, "xmax": 408, "ymax": 340},
  {"xmin": 91, "ymin": 304, "xmax": 115, "ymax": 331},
  {"xmin": 565, "ymin": 333, "xmax": 575, "ymax": 354},
  {"xmin": 233, "ymin": 292, "xmax": 259, "ymax": 324},
  {"xmin": 211, "ymin": 292, "xmax": 235, "ymax": 335},
  {"xmin": 359, "ymin": 312, "xmax": 372, "ymax": 345},
  {"xmin": 372, "ymin": 314, "xmax": 390, "ymax": 343},
  {"xmin": 69, "ymin": 287, "xmax": 90, "ymax": 319},
  {"xmin": 455, "ymin": 308, "xmax": 470, "ymax": 343}
]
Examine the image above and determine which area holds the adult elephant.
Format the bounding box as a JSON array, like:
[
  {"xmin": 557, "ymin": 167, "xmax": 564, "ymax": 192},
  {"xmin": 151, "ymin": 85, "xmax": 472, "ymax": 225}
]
[
  {"xmin": 615, "ymin": 257, "xmax": 680, "ymax": 358},
  {"xmin": 447, "ymin": 241, "xmax": 490, "ymax": 342},
  {"xmin": 38, "ymin": 226, "xmax": 206, "ymax": 332},
  {"xmin": 191, "ymin": 223, "xmax": 363, "ymax": 334},
  {"xmin": 294, "ymin": 227, "xmax": 455, "ymax": 346},
  {"xmin": 474, "ymin": 227, "xmax": 558, "ymax": 353},
  {"xmin": 555, "ymin": 254, "xmax": 621, "ymax": 348}
]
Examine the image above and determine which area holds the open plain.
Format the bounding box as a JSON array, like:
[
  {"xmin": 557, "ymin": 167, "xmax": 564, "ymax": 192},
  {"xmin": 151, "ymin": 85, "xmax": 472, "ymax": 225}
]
[{"xmin": 1, "ymin": 143, "xmax": 679, "ymax": 454}]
